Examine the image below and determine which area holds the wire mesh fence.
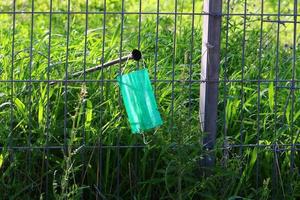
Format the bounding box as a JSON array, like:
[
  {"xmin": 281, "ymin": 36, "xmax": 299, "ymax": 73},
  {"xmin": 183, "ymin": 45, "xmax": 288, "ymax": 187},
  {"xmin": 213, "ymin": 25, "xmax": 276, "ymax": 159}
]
[{"xmin": 0, "ymin": 0, "xmax": 299, "ymax": 199}]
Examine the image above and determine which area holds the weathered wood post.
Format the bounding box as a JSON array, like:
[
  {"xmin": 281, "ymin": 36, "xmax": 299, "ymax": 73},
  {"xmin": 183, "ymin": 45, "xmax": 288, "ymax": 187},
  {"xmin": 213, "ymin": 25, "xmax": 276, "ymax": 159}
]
[{"xmin": 200, "ymin": 0, "xmax": 222, "ymax": 167}]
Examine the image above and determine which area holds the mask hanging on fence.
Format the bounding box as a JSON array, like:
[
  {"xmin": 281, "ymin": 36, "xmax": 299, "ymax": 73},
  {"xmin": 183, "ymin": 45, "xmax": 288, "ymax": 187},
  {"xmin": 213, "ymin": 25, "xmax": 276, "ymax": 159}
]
[{"xmin": 117, "ymin": 61, "xmax": 163, "ymax": 134}]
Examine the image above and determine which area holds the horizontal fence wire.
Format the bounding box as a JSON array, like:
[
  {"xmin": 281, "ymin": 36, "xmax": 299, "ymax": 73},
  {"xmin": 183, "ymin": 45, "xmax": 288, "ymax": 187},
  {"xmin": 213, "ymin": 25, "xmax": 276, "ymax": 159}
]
[
  {"xmin": 2, "ymin": 79, "xmax": 300, "ymax": 83},
  {"xmin": 2, "ymin": 143, "xmax": 300, "ymax": 150},
  {"xmin": 0, "ymin": 0, "xmax": 299, "ymax": 199},
  {"xmin": 0, "ymin": 11, "xmax": 299, "ymax": 17}
]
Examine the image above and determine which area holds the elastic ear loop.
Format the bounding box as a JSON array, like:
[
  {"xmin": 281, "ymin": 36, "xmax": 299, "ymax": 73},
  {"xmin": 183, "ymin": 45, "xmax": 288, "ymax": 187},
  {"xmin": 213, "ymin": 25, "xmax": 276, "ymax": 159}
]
[
  {"xmin": 137, "ymin": 50, "xmax": 146, "ymax": 69},
  {"xmin": 142, "ymin": 132, "xmax": 152, "ymax": 145},
  {"xmin": 142, "ymin": 128, "xmax": 159, "ymax": 144},
  {"xmin": 141, "ymin": 58, "xmax": 146, "ymax": 69},
  {"xmin": 153, "ymin": 128, "xmax": 159, "ymax": 135},
  {"xmin": 121, "ymin": 55, "xmax": 130, "ymax": 75}
]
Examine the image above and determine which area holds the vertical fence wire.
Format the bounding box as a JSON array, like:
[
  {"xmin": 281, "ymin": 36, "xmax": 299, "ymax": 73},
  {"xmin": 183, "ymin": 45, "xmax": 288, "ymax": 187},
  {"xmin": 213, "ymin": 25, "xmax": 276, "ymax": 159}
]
[
  {"xmin": 96, "ymin": 0, "xmax": 107, "ymax": 197},
  {"xmin": 27, "ymin": 0, "xmax": 34, "ymax": 180},
  {"xmin": 290, "ymin": 0, "xmax": 298, "ymax": 173},
  {"xmin": 171, "ymin": 0, "xmax": 178, "ymax": 131},
  {"xmin": 223, "ymin": 0, "xmax": 230, "ymax": 167},
  {"xmin": 117, "ymin": 0, "xmax": 126, "ymax": 197},
  {"xmin": 272, "ymin": 0, "xmax": 281, "ymax": 197},
  {"xmin": 45, "ymin": 0, "xmax": 53, "ymax": 198},
  {"xmin": 81, "ymin": 0, "xmax": 89, "ymax": 198},
  {"xmin": 239, "ymin": 0, "xmax": 247, "ymax": 160},
  {"xmin": 64, "ymin": 0, "xmax": 71, "ymax": 156},
  {"xmin": 188, "ymin": 0, "xmax": 195, "ymax": 125},
  {"xmin": 154, "ymin": 0, "xmax": 160, "ymax": 96},
  {"xmin": 9, "ymin": 0, "xmax": 16, "ymax": 186},
  {"xmin": 256, "ymin": 0, "xmax": 264, "ymax": 191}
]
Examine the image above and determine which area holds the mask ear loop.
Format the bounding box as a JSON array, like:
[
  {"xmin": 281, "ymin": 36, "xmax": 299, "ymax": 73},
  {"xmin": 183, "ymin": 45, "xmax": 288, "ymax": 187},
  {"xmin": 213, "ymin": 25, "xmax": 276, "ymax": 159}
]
[
  {"xmin": 137, "ymin": 50, "xmax": 146, "ymax": 69},
  {"xmin": 142, "ymin": 132, "xmax": 152, "ymax": 145},
  {"xmin": 142, "ymin": 58, "xmax": 146, "ymax": 69},
  {"xmin": 121, "ymin": 55, "xmax": 131, "ymax": 75},
  {"xmin": 153, "ymin": 128, "xmax": 159, "ymax": 135},
  {"xmin": 141, "ymin": 127, "xmax": 159, "ymax": 144}
]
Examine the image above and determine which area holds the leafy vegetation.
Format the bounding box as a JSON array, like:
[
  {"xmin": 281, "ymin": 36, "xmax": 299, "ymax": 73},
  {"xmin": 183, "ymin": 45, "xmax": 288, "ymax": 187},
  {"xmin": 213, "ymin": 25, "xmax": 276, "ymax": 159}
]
[{"xmin": 0, "ymin": 0, "xmax": 300, "ymax": 199}]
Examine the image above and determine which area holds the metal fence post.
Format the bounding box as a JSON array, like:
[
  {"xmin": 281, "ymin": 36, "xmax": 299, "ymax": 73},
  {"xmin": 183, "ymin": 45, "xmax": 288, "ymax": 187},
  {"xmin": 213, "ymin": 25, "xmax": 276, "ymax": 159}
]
[{"xmin": 200, "ymin": 0, "xmax": 222, "ymax": 167}]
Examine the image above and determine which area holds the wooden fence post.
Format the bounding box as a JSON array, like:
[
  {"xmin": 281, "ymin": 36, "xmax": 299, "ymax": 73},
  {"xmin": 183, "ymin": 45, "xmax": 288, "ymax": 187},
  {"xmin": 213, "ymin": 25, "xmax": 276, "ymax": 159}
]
[{"xmin": 200, "ymin": 0, "xmax": 222, "ymax": 167}]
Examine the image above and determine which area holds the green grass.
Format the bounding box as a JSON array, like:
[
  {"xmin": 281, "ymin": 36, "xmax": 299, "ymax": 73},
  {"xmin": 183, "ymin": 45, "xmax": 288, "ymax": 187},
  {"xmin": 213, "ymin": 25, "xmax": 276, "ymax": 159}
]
[{"xmin": 0, "ymin": 0, "xmax": 300, "ymax": 199}]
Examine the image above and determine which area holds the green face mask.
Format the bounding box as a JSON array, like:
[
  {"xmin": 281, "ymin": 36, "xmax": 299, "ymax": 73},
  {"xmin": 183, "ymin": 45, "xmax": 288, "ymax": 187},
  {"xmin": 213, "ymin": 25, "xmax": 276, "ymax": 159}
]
[{"xmin": 117, "ymin": 69, "xmax": 163, "ymax": 134}]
